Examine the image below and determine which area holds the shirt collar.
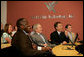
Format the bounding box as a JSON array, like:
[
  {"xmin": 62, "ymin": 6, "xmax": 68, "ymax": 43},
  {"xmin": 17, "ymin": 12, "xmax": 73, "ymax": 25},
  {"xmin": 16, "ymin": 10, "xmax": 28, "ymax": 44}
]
[
  {"xmin": 57, "ymin": 31, "xmax": 61, "ymax": 35},
  {"xmin": 37, "ymin": 32, "xmax": 40, "ymax": 35},
  {"xmin": 68, "ymin": 32, "xmax": 72, "ymax": 35},
  {"xmin": 23, "ymin": 30, "xmax": 28, "ymax": 35}
]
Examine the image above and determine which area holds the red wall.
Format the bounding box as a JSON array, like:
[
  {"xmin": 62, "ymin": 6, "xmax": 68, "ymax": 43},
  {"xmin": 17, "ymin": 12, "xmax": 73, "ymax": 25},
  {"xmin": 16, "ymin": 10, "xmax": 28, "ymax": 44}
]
[{"xmin": 7, "ymin": 1, "xmax": 83, "ymax": 40}]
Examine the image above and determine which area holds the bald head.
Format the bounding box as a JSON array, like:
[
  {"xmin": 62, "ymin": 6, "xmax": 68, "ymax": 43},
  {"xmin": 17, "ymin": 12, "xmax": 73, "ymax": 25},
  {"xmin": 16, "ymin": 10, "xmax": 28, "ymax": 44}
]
[
  {"xmin": 16, "ymin": 18, "xmax": 29, "ymax": 29},
  {"xmin": 16, "ymin": 18, "xmax": 30, "ymax": 33}
]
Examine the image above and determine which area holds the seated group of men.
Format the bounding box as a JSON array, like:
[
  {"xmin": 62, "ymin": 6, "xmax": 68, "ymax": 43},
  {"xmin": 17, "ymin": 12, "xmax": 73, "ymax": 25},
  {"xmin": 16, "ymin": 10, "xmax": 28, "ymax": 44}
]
[{"xmin": 1, "ymin": 18, "xmax": 78, "ymax": 56}]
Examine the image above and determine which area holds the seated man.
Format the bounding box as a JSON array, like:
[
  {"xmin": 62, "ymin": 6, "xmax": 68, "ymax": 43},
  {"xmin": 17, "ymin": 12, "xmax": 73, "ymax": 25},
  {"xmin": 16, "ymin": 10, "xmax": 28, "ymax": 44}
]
[
  {"xmin": 65, "ymin": 24, "xmax": 77, "ymax": 43},
  {"xmin": 30, "ymin": 24, "xmax": 56, "ymax": 51},
  {"xmin": 50, "ymin": 22, "xmax": 69, "ymax": 45},
  {"xmin": 12, "ymin": 18, "xmax": 49, "ymax": 56}
]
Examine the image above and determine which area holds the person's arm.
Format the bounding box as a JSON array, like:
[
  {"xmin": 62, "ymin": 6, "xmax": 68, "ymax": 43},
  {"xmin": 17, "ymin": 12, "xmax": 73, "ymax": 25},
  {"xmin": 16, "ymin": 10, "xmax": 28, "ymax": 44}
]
[
  {"xmin": 32, "ymin": 43, "xmax": 37, "ymax": 50},
  {"xmin": 5, "ymin": 37, "xmax": 11, "ymax": 44},
  {"xmin": 50, "ymin": 33, "xmax": 59, "ymax": 44},
  {"xmin": 30, "ymin": 36, "xmax": 45, "ymax": 47},
  {"xmin": 37, "ymin": 46, "xmax": 52, "ymax": 51},
  {"xmin": 15, "ymin": 34, "xmax": 35, "ymax": 56},
  {"xmin": 50, "ymin": 33, "xmax": 55, "ymax": 44},
  {"xmin": 2, "ymin": 33, "xmax": 12, "ymax": 44}
]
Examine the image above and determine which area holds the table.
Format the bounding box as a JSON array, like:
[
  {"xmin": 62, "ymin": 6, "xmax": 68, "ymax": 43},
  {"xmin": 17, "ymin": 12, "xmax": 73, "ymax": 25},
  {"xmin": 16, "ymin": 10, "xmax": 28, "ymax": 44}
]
[
  {"xmin": 1, "ymin": 44, "xmax": 11, "ymax": 49},
  {"xmin": 52, "ymin": 43, "xmax": 83, "ymax": 56}
]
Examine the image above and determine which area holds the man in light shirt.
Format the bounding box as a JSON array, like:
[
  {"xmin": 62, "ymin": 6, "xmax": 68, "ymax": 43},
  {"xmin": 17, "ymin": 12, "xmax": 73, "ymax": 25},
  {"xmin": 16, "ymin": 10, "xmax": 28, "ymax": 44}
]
[
  {"xmin": 65, "ymin": 24, "xmax": 76, "ymax": 43},
  {"xmin": 30, "ymin": 24, "xmax": 56, "ymax": 51}
]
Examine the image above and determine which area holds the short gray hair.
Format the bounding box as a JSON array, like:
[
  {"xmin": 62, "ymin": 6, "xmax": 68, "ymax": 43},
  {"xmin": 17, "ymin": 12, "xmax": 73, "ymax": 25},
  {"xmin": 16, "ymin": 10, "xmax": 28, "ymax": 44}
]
[{"xmin": 33, "ymin": 24, "xmax": 41, "ymax": 31}]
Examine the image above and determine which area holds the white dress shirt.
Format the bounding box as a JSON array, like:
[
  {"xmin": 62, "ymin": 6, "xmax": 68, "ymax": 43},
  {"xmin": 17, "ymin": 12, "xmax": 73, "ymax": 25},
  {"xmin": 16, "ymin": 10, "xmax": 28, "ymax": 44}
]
[{"xmin": 57, "ymin": 31, "xmax": 61, "ymax": 35}]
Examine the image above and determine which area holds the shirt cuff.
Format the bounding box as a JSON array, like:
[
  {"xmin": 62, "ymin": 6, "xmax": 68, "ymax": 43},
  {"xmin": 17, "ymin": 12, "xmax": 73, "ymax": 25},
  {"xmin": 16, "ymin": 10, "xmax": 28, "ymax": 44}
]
[{"xmin": 37, "ymin": 46, "xmax": 42, "ymax": 50}]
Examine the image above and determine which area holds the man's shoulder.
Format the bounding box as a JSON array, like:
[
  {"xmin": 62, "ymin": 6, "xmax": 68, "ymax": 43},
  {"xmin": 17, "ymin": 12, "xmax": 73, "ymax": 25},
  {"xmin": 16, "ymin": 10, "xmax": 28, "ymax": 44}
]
[
  {"xmin": 61, "ymin": 31, "xmax": 66, "ymax": 35},
  {"xmin": 31, "ymin": 33, "xmax": 38, "ymax": 37},
  {"xmin": 16, "ymin": 31, "xmax": 23, "ymax": 34},
  {"xmin": 3, "ymin": 32, "xmax": 8, "ymax": 35},
  {"xmin": 62, "ymin": 31, "xmax": 68, "ymax": 35},
  {"xmin": 50, "ymin": 31, "xmax": 57, "ymax": 35},
  {"xmin": 14, "ymin": 30, "xmax": 26, "ymax": 37}
]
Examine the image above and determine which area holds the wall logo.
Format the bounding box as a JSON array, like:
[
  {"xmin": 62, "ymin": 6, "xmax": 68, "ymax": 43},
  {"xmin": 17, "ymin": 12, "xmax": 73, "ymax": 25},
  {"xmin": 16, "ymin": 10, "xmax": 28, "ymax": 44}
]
[
  {"xmin": 31, "ymin": 1, "xmax": 73, "ymax": 19},
  {"xmin": 44, "ymin": 1, "xmax": 58, "ymax": 13}
]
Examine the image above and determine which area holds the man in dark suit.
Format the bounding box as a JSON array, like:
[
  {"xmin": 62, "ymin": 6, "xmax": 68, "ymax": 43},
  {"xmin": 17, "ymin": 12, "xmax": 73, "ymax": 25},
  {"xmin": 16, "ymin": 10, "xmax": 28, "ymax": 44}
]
[
  {"xmin": 50, "ymin": 22, "xmax": 69, "ymax": 45},
  {"xmin": 12, "ymin": 18, "xmax": 47, "ymax": 56}
]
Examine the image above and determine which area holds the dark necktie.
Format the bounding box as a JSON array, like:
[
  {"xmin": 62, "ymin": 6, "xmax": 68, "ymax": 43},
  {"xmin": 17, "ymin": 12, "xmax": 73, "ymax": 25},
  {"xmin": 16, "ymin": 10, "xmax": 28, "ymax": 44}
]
[{"xmin": 58, "ymin": 33, "xmax": 61, "ymax": 38}]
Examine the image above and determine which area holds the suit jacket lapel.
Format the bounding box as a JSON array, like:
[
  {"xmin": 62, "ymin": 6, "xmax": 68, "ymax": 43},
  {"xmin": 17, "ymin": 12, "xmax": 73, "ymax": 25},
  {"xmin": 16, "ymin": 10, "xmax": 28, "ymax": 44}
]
[
  {"xmin": 34, "ymin": 33, "xmax": 48, "ymax": 44},
  {"xmin": 41, "ymin": 34, "xmax": 49, "ymax": 44}
]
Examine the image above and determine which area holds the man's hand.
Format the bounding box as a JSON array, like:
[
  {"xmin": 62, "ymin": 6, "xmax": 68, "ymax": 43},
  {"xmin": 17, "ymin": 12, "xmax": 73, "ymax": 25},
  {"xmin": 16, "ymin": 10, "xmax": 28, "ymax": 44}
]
[
  {"xmin": 62, "ymin": 41, "xmax": 67, "ymax": 44},
  {"xmin": 42, "ymin": 47, "xmax": 52, "ymax": 51},
  {"xmin": 43, "ymin": 44, "xmax": 48, "ymax": 47},
  {"xmin": 46, "ymin": 47, "xmax": 52, "ymax": 50},
  {"xmin": 32, "ymin": 43, "xmax": 37, "ymax": 50}
]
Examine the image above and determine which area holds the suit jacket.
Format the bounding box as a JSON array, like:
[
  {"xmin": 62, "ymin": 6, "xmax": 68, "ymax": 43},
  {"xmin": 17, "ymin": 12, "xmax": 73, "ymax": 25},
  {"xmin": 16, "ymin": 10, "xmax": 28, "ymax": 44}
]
[
  {"xmin": 50, "ymin": 31, "xmax": 69, "ymax": 45},
  {"xmin": 30, "ymin": 33, "xmax": 56, "ymax": 48},
  {"xmin": 12, "ymin": 29, "xmax": 45, "ymax": 56}
]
